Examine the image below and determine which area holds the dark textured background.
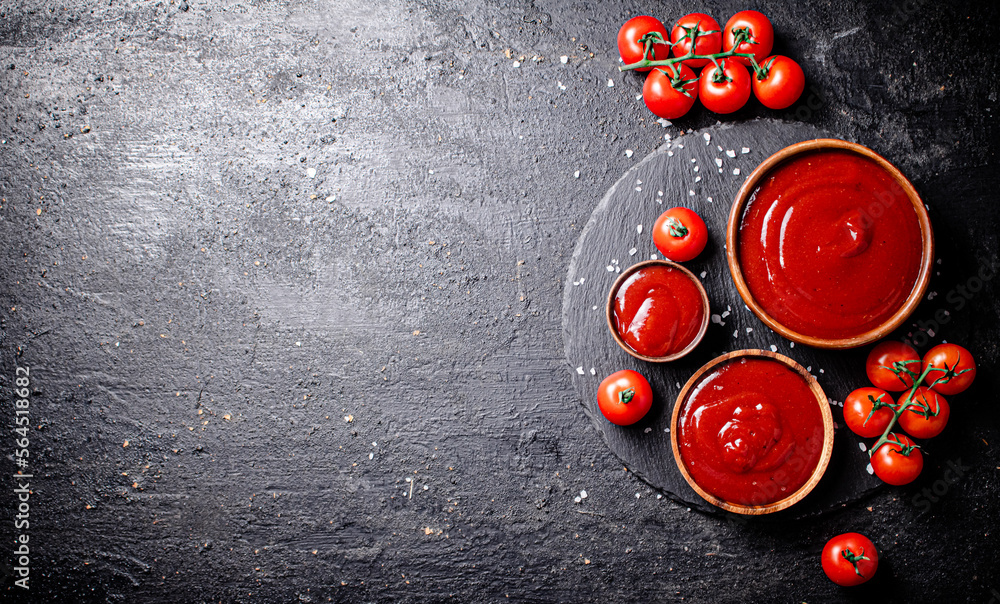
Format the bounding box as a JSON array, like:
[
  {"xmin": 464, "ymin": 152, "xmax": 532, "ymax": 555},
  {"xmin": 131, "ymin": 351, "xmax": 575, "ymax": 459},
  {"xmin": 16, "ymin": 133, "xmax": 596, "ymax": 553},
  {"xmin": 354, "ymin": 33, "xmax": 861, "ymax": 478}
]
[{"xmin": 1, "ymin": 0, "xmax": 998, "ymax": 602}]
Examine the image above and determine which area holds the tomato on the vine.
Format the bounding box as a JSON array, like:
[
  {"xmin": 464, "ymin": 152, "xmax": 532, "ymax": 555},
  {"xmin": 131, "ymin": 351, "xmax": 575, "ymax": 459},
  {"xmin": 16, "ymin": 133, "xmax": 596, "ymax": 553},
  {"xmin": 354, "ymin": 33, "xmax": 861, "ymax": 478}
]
[
  {"xmin": 871, "ymin": 433, "xmax": 922, "ymax": 485},
  {"xmin": 752, "ymin": 55, "xmax": 805, "ymax": 110},
  {"xmin": 821, "ymin": 532, "xmax": 879, "ymax": 587},
  {"xmin": 617, "ymin": 16, "xmax": 671, "ymax": 71},
  {"xmin": 698, "ymin": 59, "xmax": 751, "ymax": 114},
  {"xmin": 843, "ymin": 387, "xmax": 894, "ymax": 438},
  {"xmin": 865, "ymin": 341, "xmax": 920, "ymax": 392},
  {"xmin": 898, "ymin": 387, "xmax": 950, "ymax": 439},
  {"xmin": 922, "ymin": 343, "xmax": 976, "ymax": 395},
  {"xmin": 669, "ymin": 13, "xmax": 722, "ymax": 68},
  {"xmin": 652, "ymin": 207, "xmax": 708, "ymax": 262},
  {"xmin": 642, "ymin": 64, "xmax": 698, "ymax": 119},
  {"xmin": 722, "ymin": 10, "xmax": 774, "ymax": 66},
  {"xmin": 596, "ymin": 370, "xmax": 653, "ymax": 426}
]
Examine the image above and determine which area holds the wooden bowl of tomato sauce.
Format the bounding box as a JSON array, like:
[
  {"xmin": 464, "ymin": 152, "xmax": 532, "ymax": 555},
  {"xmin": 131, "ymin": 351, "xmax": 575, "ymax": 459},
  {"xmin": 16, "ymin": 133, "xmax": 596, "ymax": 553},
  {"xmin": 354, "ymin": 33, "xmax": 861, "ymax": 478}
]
[
  {"xmin": 606, "ymin": 259, "xmax": 710, "ymax": 362},
  {"xmin": 671, "ymin": 349, "xmax": 834, "ymax": 515},
  {"xmin": 726, "ymin": 139, "xmax": 934, "ymax": 349}
]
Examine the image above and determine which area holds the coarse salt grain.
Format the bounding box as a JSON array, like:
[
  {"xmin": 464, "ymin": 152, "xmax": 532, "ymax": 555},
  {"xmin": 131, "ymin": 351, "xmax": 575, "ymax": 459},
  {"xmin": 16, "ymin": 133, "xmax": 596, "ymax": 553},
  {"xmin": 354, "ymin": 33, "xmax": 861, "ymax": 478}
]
[
  {"xmin": 607, "ymin": 79, "xmax": 614, "ymax": 87},
  {"xmin": 560, "ymin": 55, "xmax": 569, "ymax": 64},
  {"xmin": 741, "ymin": 147, "xmax": 750, "ymax": 154},
  {"xmin": 726, "ymin": 149, "xmax": 736, "ymax": 158},
  {"xmin": 625, "ymin": 149, "xmax": 633, "ymax": 157}
]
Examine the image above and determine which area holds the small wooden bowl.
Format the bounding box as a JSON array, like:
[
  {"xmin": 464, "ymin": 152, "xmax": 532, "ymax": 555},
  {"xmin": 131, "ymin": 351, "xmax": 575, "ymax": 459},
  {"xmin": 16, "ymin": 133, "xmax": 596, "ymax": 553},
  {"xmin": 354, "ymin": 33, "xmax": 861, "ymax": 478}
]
[
  {"xmin": 726, "ymin": 138, "xmax": 934, "ymax": 349},
  {"xmin": 606, "ymin": 259, "xmax": 710, "ymax": 363},
  {"xmin": 670, "ymin": 349, "xmax": 834, "ymax": 515}
]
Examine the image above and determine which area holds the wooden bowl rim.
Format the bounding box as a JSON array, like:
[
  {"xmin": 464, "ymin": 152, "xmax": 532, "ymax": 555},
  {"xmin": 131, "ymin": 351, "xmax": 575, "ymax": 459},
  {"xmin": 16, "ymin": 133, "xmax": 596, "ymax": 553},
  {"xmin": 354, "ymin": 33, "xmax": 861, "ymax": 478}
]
[
  {"xmin": 725, "ymin": 138, "xmax": 935, "ymax": 349},
  {"xmin": 605, "ymin": 259, "xmax": 710, "ymax": 363},
  {"xmin": 669, "ymin": 349, "xmax": 835, "ymax": 515}
]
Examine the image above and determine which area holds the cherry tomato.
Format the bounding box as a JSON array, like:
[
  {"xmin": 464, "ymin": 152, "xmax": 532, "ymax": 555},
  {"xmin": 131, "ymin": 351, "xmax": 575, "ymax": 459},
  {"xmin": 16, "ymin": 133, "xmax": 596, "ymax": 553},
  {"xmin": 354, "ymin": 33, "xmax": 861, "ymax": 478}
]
[
  {"xmin": 722, "ymin": 10, "xmax": 774, "ymax": 66},
  {"xmin": 617, "ymin": 16, "xmax": 671, "ymax": 71},
  {"xmin": 865, "ymin": 341, "xmax": 920, "ymax": 392},
  {"xmin": 698, "ymin": 59, "xmax": 751, "ymax": 114},
  {"xmin": 897, "ymin": 387, "xmax": 949, "ymax": 439},
  {"xmin": 843, "ymin": 387, "xmax": 894, "ymax": 438},
  {"xmin": 922, "ymin": 343, "xmax": 976, "ymax": 395},
  {"xmin": 642, "ymin": 64, "xmax": 698, "ymax": 119},
  {"xmin": 821, "ymin": 532, "xmax": 879, "ymax": 587},
  {"xmin": 669, "ymin": 13, "xmax": 722, "ymax": 68},
  {"xmin": 596, "ymin": 370, "xmax": 653, "ymax": 426},
  {"xmin": 870, "ymin": 433, "xmax": 922, "ymax": 485},
  {"xmin": 752, "ymin": 55, "xmax": 805, "ymax": 110},
  {"xmin": 652, "ymin": 207, "xmax": 708, "ymax": 262}
]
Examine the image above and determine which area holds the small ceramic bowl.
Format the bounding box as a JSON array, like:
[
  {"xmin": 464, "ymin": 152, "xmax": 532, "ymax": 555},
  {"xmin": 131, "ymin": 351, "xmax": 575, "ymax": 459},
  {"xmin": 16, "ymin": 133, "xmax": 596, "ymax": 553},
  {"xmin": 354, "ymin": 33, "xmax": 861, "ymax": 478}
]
[
  {"xmin": 670, "ymin": 349, "xmax": 834, "ymax": 515},
  {"xmin": 726, "ymin": 138, "xmax": 934, "ymax": 349},
  {"xmin": 606, "ymin": 259, "xmax": 710, "ymax": 363}
]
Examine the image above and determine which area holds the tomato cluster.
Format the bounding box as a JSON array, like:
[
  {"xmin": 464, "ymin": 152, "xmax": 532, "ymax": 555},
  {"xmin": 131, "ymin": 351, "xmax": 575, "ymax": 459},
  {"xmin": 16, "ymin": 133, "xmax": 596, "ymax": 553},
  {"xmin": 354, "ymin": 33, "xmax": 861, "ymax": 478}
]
[
  {"xmin": 617, "ymin": 11, "xmax": 805, "ymax": 120},
  {"xmin": 844, "ymin": 341, "xmax": 976, "ymax": 486}
]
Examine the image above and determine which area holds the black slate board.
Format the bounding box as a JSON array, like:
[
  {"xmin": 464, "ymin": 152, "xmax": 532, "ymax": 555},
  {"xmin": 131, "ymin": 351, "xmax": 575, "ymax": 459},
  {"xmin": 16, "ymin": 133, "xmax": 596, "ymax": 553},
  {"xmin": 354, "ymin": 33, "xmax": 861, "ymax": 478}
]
[{"xmin": 562, "ymin": 119, "xmax": 884, "ymax": 519}]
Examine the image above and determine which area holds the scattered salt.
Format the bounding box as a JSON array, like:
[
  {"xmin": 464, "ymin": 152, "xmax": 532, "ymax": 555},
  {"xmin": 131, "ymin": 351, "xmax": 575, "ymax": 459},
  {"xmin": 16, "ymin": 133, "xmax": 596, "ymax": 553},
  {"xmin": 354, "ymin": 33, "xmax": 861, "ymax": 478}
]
[
  {"xmin": 560, "ymin": 55, "xmax": 568, "ymax": 64},
  {"xmin": 726, "ymin": 149, "xmax": 736, "ymax": 158},
  {"xmin": 607, "ymin": 79, "xmax": 614, "ymax": 87}
]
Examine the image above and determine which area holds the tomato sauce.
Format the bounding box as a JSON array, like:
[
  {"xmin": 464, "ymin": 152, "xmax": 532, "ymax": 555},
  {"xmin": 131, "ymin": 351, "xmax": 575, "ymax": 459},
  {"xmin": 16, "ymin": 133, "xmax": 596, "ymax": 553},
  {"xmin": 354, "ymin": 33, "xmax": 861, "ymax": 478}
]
[
  {"xmin": 676, "ymin": 357, "xmax": 824, "ymax": 506},
  {"xmin": 737, "ymin": 149, "xmax": 923, "ymax": 339},
  {"xmin": 613, "ymin": 263, "xmax": 705, "ymax": 358}
]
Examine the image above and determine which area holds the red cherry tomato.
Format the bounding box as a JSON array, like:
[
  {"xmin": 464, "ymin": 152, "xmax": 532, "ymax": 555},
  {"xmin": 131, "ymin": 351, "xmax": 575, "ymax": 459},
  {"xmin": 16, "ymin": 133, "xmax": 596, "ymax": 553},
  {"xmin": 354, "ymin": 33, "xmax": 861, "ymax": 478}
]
[
  {"xmin": 752, "ymin": 55, "xmax": 805, "ymax": 109},
  {"xmin": 642, "ymin": 64, "xmax": 698, "ymax": 119},
  {"xmin": 617, "ymin": 15, "xmax": 671, "ymax": 71},
  {"xmin": 897, "ymin": 387, "xmax": 950, "ymax": 439},
  {"xmin": 922, "ymin": 343, "xmax": 976, "ymax": 395},
  {"xmin": 870, "ymin": 433, "xmax": 922, "ymax": 485},
  {"xmin": 722, "ymin": 10, "xmax": 774, "ymax": 66},
  {"xmin": 669, "ymin": 13, "xmax": 722, "ymax": 68},
  {"xmin": 843, "ymin": 387, "xmax": 894, "ymax": 438},
  {"xmin": 652, "ymin": 207, "xmax": 708, "ymax": 262},
  {"xmin": 596, "ymin": 370, "xmax": 653, "ymax": 426},
  {"xmin": 821, "ymin": 532, "xmax": 879, "ymax": 587},
  {"xmin": 865, "ymin": 341, "xmax": 920, "ymax": 392},
  {"xmin": 698, "ymin": 59, "xmax": 751, "ymax": 114}
]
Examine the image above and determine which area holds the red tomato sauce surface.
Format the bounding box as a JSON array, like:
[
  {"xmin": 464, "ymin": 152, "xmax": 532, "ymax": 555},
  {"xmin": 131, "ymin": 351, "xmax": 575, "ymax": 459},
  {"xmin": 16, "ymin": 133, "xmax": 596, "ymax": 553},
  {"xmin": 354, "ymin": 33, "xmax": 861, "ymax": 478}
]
[
  {"xmin": 737, "ymin": 149, "xmax": 923, "ymax": 339},
  {"xmin": 677, "ymin": 357, "xmax": 824, "ymax": 506},
  {"xmin": 613, "ymin": 264, "xmax": 704, "ymax": 358}
]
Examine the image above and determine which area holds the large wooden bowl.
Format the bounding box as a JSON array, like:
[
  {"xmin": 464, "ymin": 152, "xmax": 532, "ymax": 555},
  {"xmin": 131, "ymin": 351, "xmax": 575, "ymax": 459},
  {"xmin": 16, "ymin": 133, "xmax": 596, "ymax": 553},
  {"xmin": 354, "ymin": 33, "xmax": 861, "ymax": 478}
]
[
  {"xmin": 605, "ymin": 259, "xmax": 710, "ymax": 363},
  {"xmin": 670, "ymin": 349, "xmax": 835, "ymax": 515},
  {"xmin": 725, "ymin": 139, "xmax": 935, "ymax": 349}
]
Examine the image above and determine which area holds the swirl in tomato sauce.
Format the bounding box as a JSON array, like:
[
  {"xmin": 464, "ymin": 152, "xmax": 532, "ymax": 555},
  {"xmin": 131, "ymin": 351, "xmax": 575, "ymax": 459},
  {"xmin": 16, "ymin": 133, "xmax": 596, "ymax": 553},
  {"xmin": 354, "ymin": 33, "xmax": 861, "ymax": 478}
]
[
  {"xmin": 677, "ymin": 357, "xmax": 824, "ymax": 506},
  {"xmin": 613, "ymin": 263, "xmax": 705, "ymax": 358},
  {"xmin": 737, "ymin": 149, "xmax": 923, "ymax": 340}
]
